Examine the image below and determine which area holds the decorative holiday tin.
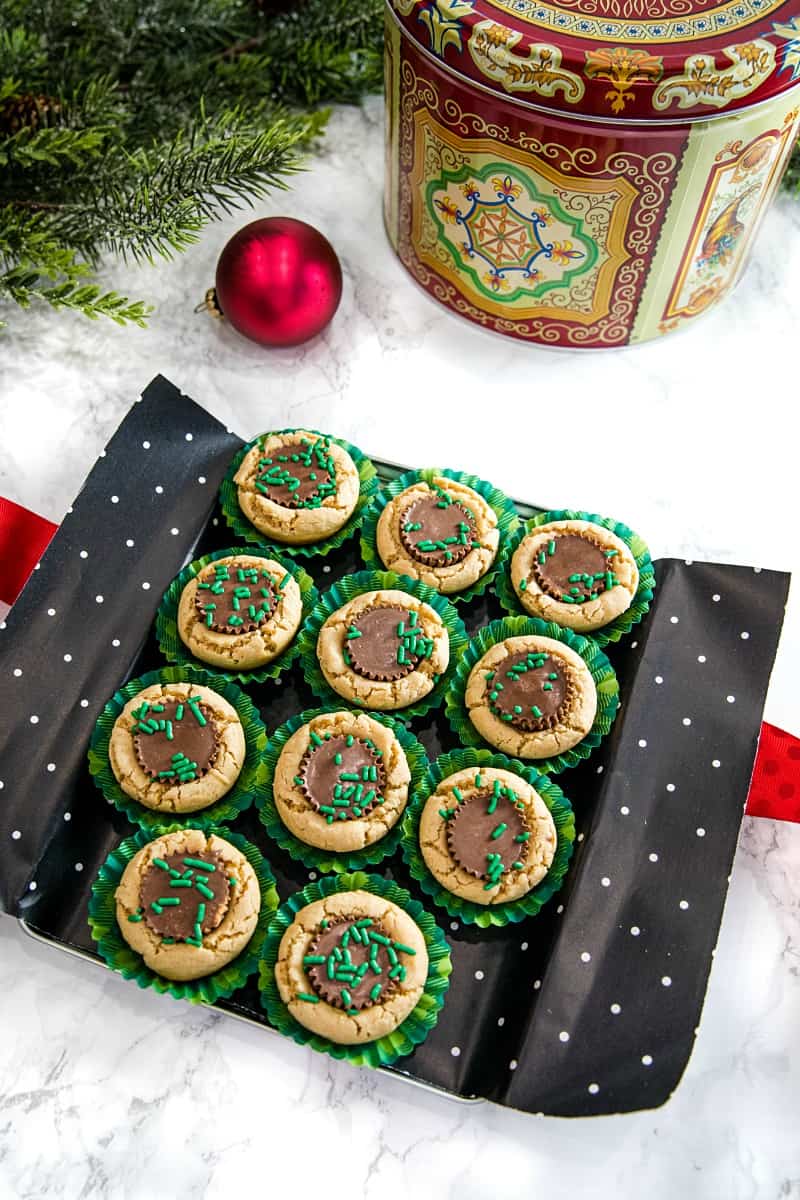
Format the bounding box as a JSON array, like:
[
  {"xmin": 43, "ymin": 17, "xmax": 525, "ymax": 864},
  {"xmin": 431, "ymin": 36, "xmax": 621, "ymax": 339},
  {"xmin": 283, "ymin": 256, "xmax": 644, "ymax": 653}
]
[{"xmin": 384, "ymin": 1, "xmax": 800, "ymax": 347}]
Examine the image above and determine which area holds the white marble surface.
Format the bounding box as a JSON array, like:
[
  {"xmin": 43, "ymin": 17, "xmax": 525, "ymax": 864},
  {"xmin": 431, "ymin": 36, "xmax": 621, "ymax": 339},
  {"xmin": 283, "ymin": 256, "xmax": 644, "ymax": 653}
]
[{"xmin": 1, "ymin": 97, "xmax": 799, "ymax": 1197}]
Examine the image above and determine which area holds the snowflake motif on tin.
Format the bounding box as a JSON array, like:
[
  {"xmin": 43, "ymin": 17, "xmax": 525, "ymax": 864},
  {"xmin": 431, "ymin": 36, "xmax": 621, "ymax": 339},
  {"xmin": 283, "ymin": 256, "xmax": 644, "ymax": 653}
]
[{"xmin": 429, "ymin": 168, "xmax": 595, "ymax": 303}]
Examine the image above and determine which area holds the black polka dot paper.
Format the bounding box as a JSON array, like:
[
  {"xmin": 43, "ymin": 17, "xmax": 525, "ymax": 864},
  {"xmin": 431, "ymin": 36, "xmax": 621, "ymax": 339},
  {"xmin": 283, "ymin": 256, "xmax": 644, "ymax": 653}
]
[{"xmin": 0, "ymin": 376, "xmax": 790, "ymax": 1115}]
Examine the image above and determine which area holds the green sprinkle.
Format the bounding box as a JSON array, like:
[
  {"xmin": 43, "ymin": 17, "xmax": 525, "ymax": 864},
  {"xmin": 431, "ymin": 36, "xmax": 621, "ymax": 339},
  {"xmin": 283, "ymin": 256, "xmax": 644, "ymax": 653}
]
[
  {"xmin": 127, "ymin": 912, "xmax": 143, "ymax": 923},
  {"xmin": 157, "ymin": 896, "xmax": 180, "ymax": 907},
  {"xmin": 515, "ymin": 832, "xmax": 531, "ymax": 842},
  {"xmin": 310, "ymin": 731, "xmax": 323, "ymax": 747},
  {"xmin": 186, "ymin": 696, "xmax": 207, "ymax": 727},
  {"xmin": 369, "ymin": 931, "xmax": 390, "ymax": 946},
  {"xmin": 531, "ymin": 705, "xmax": 543, "ymax": 718},
  {"xmin": 513, "ymin": 704, "xmax": 522, "ymax": 714},
  {"xmin": 512, "ymin": 861, "xmax": 524, "ymax": 870},
  {"xmin": 346, "ymin": 735, "xmax": 354, "ymax": 747},
  {"xmin": 169, "ymin": 879, "xmax": 192, "ymax": 888},
  {"xmin": 184, "ymin": 857, "xmax": 215, "ymax": 872},
  {"xmin": 295, "ymin": 992, "xmax": 320, "ymax": 1004},
  {"xmin": 519, "ymin": 578, "xmax": 527, "ymax": 591},
  {"xmin": 605, "ymin": 548, "xmax": 618, "ymax": 558},
  {"xmin": 369, "ymin": 983, "xmax": 383, "ymax": 1002},
  {"xmin": 439, "ymin": 808, "xmax": 455, "ymax": 820},
  {"xmin": 152, "ymin": 857, "xmax": 170, "ymax": 871},
  {"xmin": 392, "ymin": 942, "xmax": 416, "ymax": 955},
  {"xmin": 475, "ymin": 774, "xmax": 482, "ymax": 788},
  {"xmin": 341, "ymin": 988, "xmax": 352, "ymax": 1007},
  {"xmin": 303, "ymin": 954, "xmax": 326, "ymax": 965},
  {"xmin": 548, "ymin": 540, "xmax": 556, "ymax": 555},
  {"xmin": 491, "ymin": 823, "xmax": 508, "ymax": 839},
  {"xmin": 279, "ymin": 573, "xmax": 290, "ymax": 590},
  {"xmin": 195, "ymin": 882, "xmax": 214, "ymax": 900},
  {"xmin": 228, "ymin": 877, "xmax": 236, "ymax": 887},
  {"xmin": 334, "ymin": 752, "xmax": 343, "ymax": 765}
]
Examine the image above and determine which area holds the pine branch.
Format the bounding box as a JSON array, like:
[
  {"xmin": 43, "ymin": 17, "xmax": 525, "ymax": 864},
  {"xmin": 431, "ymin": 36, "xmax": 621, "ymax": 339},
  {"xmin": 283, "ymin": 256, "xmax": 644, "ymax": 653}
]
[
  {"xmin": 0, "ymin": 0, "xmax": 383, "ymax": 329},
  {"xmin": 0, "ymin": 122, "xmax": 110, "ymax": 168},
  {"xmin": 0, "ymin": 266, "xmax": 151, "ymax": 325},
  {"xmin": 0, "ymin": 204, "xmax": 89, "ymax": 278},
  {"xmin": 45, "ymin": 107, "xmax": 326, "ymax": 263}
]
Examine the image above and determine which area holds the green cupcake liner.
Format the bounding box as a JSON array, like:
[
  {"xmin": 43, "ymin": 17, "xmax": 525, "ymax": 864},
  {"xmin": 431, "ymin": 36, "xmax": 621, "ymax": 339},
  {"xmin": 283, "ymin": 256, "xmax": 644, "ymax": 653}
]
[
  {"xmin": 359, "ymin": 467, "xmax": 520, "ymax": 604},
  {"xmin": 258, "ymin": 871, "xmax": 451, "ymax": 1068},
  {"xmin": 494, "ymin": 509, "xmax": 656, "ymax": 648},
  {"xmin": 88, "ymin": 824, "xmax": 279, "ymax": 1004},
  {"xmin": 219, "ymin": 428, "xmax": 378, "ymax": 559},
  {"xmin": 87, "ymin": 666, "xmax": 268, "ymax": 833},
  {"xmin": 155, "ymin": 545, "xmax": 317, "ymax": 685},
  {"xmin": 296, "ymin": 569, "xmax": 469, "ymax": 721},
  {"xmin": 257, "ymin": 706, "xmax": 429, "ymax": 874},
  {"xmin": 444, "ymin": 615, "xmax": 619, "ymax": 775},
  {"xmin": 401, "ymin": 747, "xmax": 575, "ymax": 928}
]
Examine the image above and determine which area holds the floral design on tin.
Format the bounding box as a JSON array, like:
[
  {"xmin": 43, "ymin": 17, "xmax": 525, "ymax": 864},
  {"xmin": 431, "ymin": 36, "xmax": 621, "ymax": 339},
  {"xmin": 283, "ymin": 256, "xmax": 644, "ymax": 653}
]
[
  {"xmin": 467, "ymin": 21, "xmax": 585, "ymax": 102},
  {"xmin": 652, "ymin": 40, "xmax": 775, "ymax": 111},
  {"xmin": 584, "ymin": 46, "xmax": 663, "ymax": 114},
  {"xmin": 429, "ymin": 164, "xmax": 596, "ymax": 305}
]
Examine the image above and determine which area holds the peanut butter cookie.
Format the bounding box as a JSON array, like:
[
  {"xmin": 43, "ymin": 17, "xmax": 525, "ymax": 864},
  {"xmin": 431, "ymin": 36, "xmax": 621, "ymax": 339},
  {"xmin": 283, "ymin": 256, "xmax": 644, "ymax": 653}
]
[
  {"xmin": 108, "ymin": 680, "xmax": 245, "ymax": 814},
  {"xmin": 510, "ymin": 519, "xmax": 639, "ymax": 634},
  {"xmin": 464, "ymin": 633, "xmax": 597, "ymax": 759},
  {"xmin": 418, "ymin": 766, "xmax": 556, "ymax": 906},
  {"xmin": 316, "ymin": 587, "xmax": 449, "ymax": 710},
  {"xmin": 272, "ymin": 711, "xmax": 411, "ymax": 854},
  {"xmin": 116, "ymin": 828, "xmax": 260, "ymax": 981},
  {"xmin": 274, "ymin": 889, "xmax": 428, "ymax": 1044},
  {"xmin": 375, "ymin": 475, "xmax": 499, "ymax": 594},
  {"xmin": 177, "ymin": 553, "xmax": 302, "ymax": 671},
  {"xmin": 233, "ymin": 430, "xmax": 360, "ymax": 545}
]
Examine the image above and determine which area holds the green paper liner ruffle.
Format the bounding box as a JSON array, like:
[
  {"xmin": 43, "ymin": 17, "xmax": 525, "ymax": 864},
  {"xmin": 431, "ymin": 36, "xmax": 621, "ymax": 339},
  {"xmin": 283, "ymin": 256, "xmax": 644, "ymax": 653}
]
[
  {"xmin": 258, "ymin": 871, "xmax": 451, "ymax": 1067},
  {"xmin": 87, "ymin": 666, "xmax": 268, "ymax": 833},
  {"xmin": 401, "ymin": 748, "xmax": 575, "ymax": 928},
  {"xmin": 219, "ymin": 429, "xmax": 378, "ymax": 559},
  {"xmin": 296, "ymin": 569, "xmax": 469, "ymax": 720},
  {"xmin": 494, "ymin": 508, "xmax": 655, "ymax": 648},
  {"xmin": 155, "ymin": 545, "xmax": 317, "ymax": 685},
  {"xmin": 257, "ymin": 706, "xmax": 429, "ymax": 874},
  {"xmin": 88, "ymin": 825, "xmax": 279, "ymax": 1004},
  {"xmin": 359, "ymin": 467, "xmax": 520, "ymax": 604},
  {"xmin": 444, "ymin": 615, "xmax": 619, "ymax": 775}
]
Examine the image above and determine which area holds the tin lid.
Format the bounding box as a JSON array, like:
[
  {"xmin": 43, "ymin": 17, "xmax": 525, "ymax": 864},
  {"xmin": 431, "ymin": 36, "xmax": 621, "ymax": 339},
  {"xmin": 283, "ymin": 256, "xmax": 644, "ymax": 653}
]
[{"xmin": 389, "ymin": 0, "xmax": 800, "ymax": 121}]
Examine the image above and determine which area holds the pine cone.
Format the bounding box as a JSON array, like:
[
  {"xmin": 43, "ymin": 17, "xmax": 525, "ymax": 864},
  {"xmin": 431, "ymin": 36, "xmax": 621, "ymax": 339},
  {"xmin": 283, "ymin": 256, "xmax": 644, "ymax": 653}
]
[{"xmin": 0, "ymin": 93, "xmax": 61, "ymax": 135}]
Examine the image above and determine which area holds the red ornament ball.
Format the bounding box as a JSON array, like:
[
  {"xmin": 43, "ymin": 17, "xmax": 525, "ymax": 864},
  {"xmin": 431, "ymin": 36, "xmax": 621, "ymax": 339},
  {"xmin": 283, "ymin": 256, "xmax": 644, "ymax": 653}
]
[{"xmin": 213, "ymin": 217, "xmax": 342, "ymax": 348}]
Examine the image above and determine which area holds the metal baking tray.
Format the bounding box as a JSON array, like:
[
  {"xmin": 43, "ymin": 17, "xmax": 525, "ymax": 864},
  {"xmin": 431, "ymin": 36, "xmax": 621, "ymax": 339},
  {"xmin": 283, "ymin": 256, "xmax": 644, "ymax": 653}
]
[{"xmin": 0, "ymin": 376, "xmax": 788, "ymax": 1115}]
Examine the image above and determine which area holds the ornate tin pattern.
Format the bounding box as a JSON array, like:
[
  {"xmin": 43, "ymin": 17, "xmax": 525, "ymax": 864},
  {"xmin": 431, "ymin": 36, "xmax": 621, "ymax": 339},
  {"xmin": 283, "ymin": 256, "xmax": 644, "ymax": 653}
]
[
  {"xmin": 385, "ymin": 1, "xmax": 800, "ymax": 347},
  {"xmin": 390, "ymin": 0, "xmax": 800, "ymax": 120}
]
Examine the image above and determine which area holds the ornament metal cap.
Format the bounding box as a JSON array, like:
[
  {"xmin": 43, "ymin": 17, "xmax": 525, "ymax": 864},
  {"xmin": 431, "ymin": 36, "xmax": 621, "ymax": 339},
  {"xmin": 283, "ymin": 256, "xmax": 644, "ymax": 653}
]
[{"xmin": 195, "ymin": 287, "xmax": 223, "ymax": 318}]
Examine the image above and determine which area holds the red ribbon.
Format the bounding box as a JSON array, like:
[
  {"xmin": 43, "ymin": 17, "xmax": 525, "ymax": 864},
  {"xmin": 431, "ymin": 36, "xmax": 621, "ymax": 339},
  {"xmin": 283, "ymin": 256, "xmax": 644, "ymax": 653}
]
[
  {"xmin": 0, "ymin": 496, "xmax": 57, "ymax": 612},
  {"xmin": 0, "ymin": 495, "xmax": 796, "ymax": 822}
]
